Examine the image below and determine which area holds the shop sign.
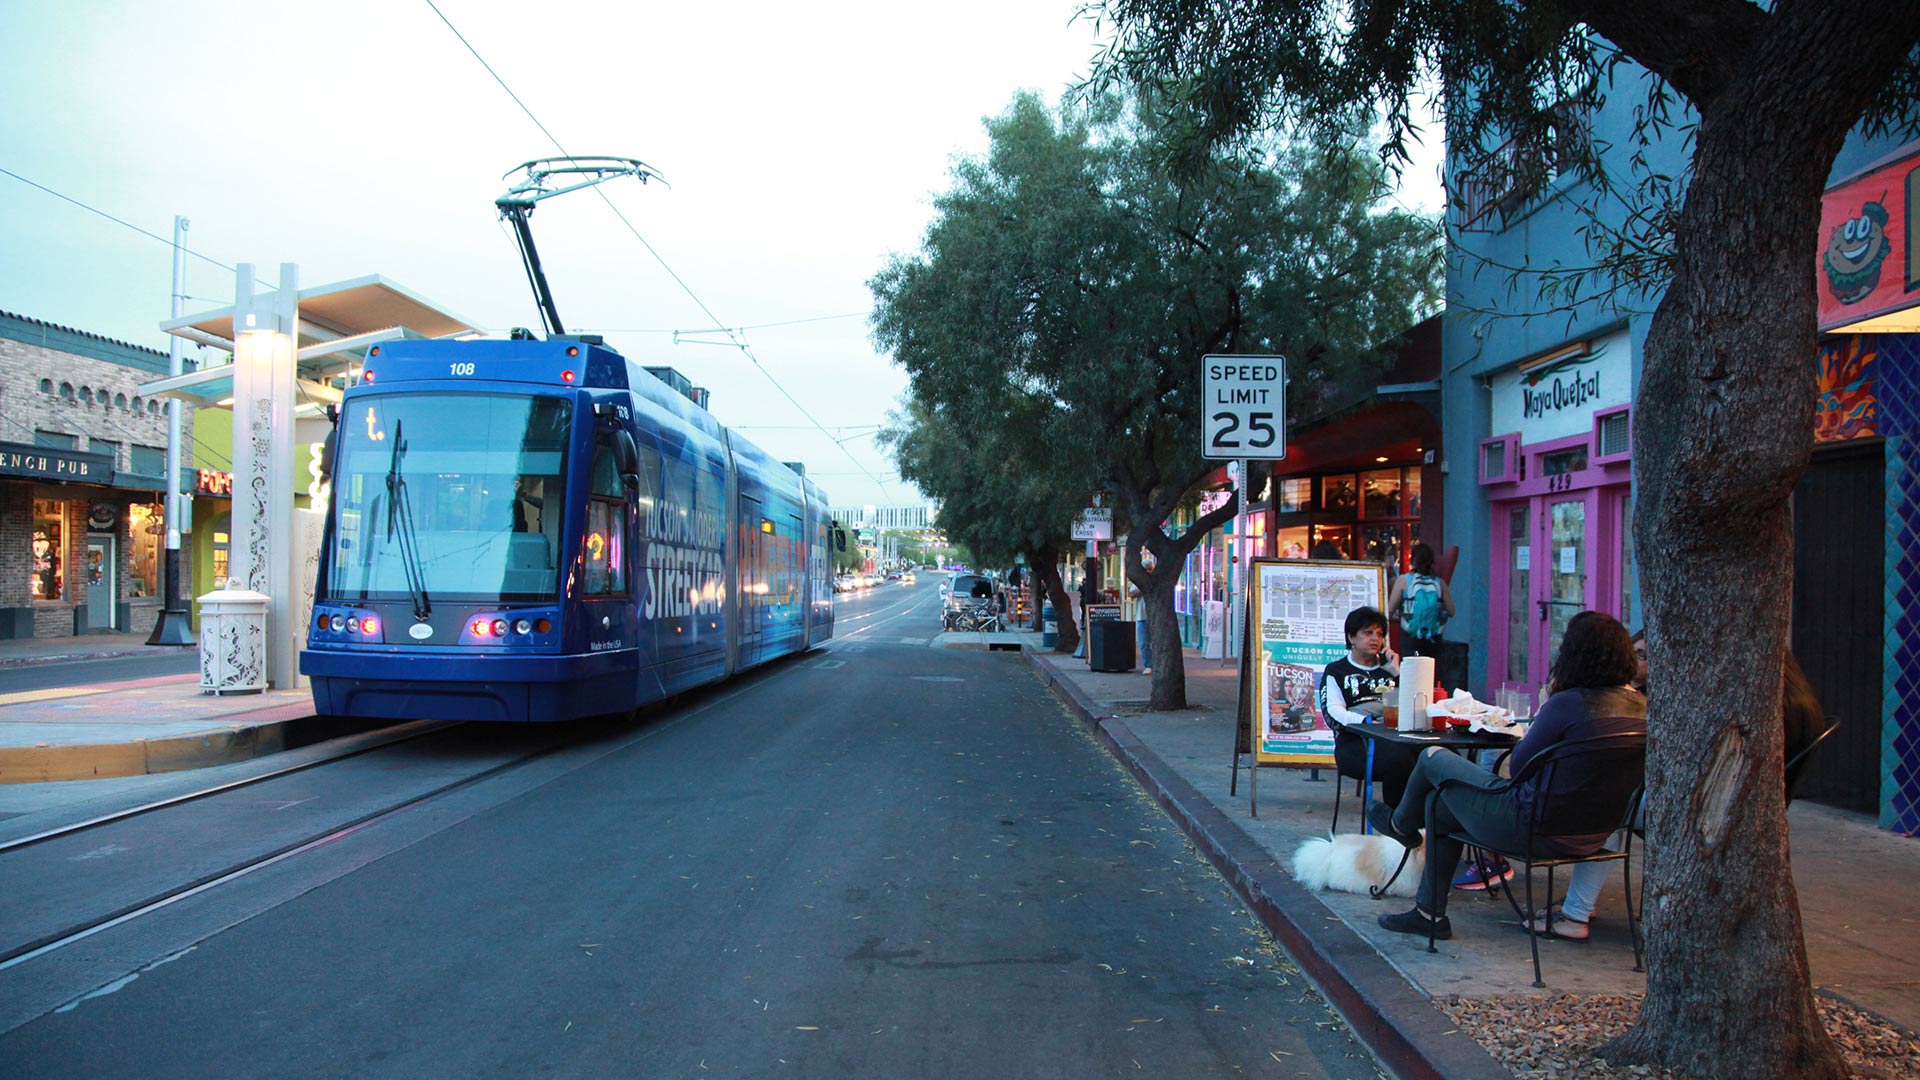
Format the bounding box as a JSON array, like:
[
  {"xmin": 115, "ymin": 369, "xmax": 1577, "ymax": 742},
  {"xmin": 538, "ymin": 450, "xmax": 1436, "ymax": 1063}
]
[
  {"xmin": 196, "ymin": 468, "xmax": 235, "ymax": 497},
  {"xmin": 1489, "ymin": 331, "xmax": 1631, "ymax": 444},
  {"xmin": 0, "ymin": 441, "xmax": 114, "ymax": 485},
  {"xmin": 1817, "ymin": 141, "xmax": 1920, "ymax": 332},
  {"xmin": 88, "ymin": 502, "xmax": 119, "ymax": 531}
]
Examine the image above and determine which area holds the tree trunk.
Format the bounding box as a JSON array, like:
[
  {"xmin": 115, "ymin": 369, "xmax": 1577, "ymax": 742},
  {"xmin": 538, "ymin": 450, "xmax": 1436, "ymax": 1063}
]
[
  {"xmin": 1142, "ymin": 575, "xmax": 1185, "ymax": 710},
  {"xmin": 1033, "ymin": 555, "xmax": 1078, "ymax": 654},
  {"xmin": 1600, "ymin": 30, "xmax": 1877, "ymax": 1080}
]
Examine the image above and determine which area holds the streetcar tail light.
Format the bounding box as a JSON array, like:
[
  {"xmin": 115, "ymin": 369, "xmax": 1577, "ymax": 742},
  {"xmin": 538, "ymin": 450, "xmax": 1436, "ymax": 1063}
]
[
  {"xmin": 361, "ymin": 616, "xmax": 379, "ymax": 636},
  {"xmin": 560, "ymin": 369, "xmax": 576, "ymax": 384},
  {"xmin": 470, "ymin": 619, "xmax": 492, "ymax": 637}
]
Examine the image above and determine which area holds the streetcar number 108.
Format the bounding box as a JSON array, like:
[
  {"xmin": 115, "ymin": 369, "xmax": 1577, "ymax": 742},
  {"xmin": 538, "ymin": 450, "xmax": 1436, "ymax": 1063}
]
[{"xmin": 449, "ymin": 362, "xmax": 476, "ymax": 375}]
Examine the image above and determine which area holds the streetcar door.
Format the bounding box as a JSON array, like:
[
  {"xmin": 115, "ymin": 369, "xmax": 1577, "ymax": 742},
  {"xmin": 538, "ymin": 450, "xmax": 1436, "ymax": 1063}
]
[{"xmin": 581, "ymin": 433, "xmax": 634, "ymax": 656}]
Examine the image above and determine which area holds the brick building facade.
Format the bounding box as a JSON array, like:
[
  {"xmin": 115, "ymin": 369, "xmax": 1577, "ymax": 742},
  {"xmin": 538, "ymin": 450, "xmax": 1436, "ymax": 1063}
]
[{"xmin": 0, "ymin": 309, "xmax": 196, "ymax": 639}]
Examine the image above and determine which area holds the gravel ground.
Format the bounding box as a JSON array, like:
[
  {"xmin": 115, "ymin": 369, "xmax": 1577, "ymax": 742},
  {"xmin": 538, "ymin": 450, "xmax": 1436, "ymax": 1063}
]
[{"xmin": 1435, "ymin": 993, "xmax": 1920, "ymax": 1079}]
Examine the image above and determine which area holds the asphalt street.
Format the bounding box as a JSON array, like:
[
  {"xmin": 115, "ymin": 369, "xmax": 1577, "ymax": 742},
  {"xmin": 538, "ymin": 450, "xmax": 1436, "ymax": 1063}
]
[
  {"xmin": 0, "ymin": 580, "xmax": 1381, "ymax": 1079},
  {"xmin": 0, "ymin": 650, "xmax": 199, "ymax": 695}
]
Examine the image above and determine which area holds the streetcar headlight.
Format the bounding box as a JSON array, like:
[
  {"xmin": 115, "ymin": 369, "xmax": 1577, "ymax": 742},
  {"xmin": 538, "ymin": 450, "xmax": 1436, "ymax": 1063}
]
[
  {"xmin": 514, "ymin": 618, "xmax": 533, "ymax": 635},
  {"xmin": 490, "ymin": 619, "xmax": 508, "ymax": 637},
  {"xmin": 330, "ymin": 615, "xmax": 346, "ymax": 631},
  {"xmin": 347, "ymin": 617, "xmax": 360, "ymax": 633}
]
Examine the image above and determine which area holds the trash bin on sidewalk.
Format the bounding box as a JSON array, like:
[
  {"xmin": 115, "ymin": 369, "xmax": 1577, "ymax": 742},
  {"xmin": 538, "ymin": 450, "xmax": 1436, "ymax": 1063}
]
[
  {"xmin": 198, "ymin": 587, "xmax": 269, "ymax": 695},
  {"xmin": 1041, "ymin": 603, "xmax": 1057, "ymax": 649},
  {"xmin": 1089, "ymin": 619, "xmax": 1136, "ymax": 673}
]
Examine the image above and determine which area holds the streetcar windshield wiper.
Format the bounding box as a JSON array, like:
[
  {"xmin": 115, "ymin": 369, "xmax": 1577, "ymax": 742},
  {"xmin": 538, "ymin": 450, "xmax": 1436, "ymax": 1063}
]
[{"xmin": 384, "ymin": 419, "xmax": 432, "ymax": 622}]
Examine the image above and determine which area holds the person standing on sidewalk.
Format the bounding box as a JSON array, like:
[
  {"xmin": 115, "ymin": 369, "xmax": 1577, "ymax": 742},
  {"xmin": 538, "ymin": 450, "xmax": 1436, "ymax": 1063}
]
[
  {"xmin": 1072, "ymin": 558, "xmax": 1101, "ymax": 660},
  {"xmin": 1386, "ymin": 542, "xmax": 1453, "ymax": 658}
]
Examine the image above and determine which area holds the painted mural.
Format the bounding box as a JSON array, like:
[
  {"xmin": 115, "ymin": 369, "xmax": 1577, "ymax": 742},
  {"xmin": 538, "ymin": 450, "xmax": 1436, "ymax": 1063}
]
[{"xmin": 1815, "ymin": 336, "xmax": 1879, "ymax": 443}]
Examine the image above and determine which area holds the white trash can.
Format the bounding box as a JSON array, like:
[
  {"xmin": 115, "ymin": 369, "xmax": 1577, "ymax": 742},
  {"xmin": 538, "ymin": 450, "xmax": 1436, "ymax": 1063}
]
[{"xmin": 198, "ymin": 586, "xmax": 269, "ymax": 694}]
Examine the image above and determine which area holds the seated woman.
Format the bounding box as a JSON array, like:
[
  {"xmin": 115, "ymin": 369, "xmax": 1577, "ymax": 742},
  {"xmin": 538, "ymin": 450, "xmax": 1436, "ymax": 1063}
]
[
  {"xmin": 1367, "ymin": 611, "xmax": 1644, "ymax": 939},
  {"xmin": 1540, "ymin": 634, "xmax": 1821, "ymax": 939}
]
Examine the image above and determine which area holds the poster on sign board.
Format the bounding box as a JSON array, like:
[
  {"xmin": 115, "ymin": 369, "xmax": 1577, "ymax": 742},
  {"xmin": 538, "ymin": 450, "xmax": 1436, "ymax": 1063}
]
[{"xmin": 1245, "ymin": 558, "xmax": 1387, "ymax": 767}]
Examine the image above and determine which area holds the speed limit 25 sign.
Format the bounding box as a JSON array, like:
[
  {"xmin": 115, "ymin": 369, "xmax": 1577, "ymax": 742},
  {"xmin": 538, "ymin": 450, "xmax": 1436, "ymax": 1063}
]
[{"xmin": 1201, "ymin": 354, "xmax": 1286, "ymax": 460}]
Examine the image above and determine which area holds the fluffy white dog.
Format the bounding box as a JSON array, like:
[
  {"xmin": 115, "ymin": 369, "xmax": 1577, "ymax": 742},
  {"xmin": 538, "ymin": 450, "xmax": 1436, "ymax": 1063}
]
[{"xmin": 1291, "ymin": 832, "xmax": 1425, "ymax": 899}]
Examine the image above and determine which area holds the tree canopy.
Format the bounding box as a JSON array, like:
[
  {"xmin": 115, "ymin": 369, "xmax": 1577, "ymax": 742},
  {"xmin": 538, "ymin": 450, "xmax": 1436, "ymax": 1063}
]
[
  {"xmin": 1088, "ymin": 2, "xmax": 1920, "ymax": 1076},
  {"xmin": 872, "ymin": 89, "xmax": 1440, "ymax": 701}
]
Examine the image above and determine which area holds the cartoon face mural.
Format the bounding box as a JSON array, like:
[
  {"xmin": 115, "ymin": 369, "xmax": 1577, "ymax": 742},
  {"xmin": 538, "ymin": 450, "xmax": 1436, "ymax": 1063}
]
[{"xmin": 1824, "ymin": 200, "xmax": 1892, "ymax": 304}]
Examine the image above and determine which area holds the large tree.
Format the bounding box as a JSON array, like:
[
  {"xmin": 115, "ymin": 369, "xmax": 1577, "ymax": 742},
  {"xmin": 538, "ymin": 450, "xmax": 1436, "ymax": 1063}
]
[
  {"xmin": 882, "ymin": 395, "xmax": 1093, "ymax": 650},
  {"xmin": 1091, "ymin": 2, "xmax": 1920, "ymax": 1076},
  {"xmin": 873, "ymin": 91, "xmax": 1439, "ymax": 706}
]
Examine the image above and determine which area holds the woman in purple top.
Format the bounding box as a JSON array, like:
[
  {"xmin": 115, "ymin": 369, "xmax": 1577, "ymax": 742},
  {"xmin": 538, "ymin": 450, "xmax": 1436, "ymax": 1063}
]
[{"xmin": 1366, "ymin": 611, "xmax": 1644, "ymax": 940}]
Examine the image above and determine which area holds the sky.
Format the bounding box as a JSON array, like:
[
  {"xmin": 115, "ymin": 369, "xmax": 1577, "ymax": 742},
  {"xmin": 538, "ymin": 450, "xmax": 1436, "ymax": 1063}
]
[{"xmin": 1, "ymin": 0, "xmax": 1443, "ymax": 511}]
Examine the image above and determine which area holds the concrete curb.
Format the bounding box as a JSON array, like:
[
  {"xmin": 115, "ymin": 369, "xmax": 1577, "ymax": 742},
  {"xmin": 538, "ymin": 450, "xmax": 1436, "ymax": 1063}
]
[
  {"xmin": 1024, "ymin": 645, "xmax": 1512, "ymax": 1080},
  {"xmin": 0, "ymin": 700, "xmax": 317, "ymax": 784}
]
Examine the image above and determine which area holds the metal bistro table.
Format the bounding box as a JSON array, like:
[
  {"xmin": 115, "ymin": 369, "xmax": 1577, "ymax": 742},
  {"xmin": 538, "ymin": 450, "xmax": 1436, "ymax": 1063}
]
[
  {"xmin": 1348, "ymin": 721, "xmax": 1522, "ymax": 898},
  {"xmin": 1350, "ymin": 722, "xmax": 1521, "ymax": 830}
]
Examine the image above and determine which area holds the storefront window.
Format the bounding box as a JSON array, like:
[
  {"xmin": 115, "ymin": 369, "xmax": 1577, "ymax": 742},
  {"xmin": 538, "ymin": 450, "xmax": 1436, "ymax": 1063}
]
[
  {"xmin": 1362, "ymin": 524, "xmax": 1404, "ymax": 571},
  {"xmin": 1405, "ymin": 470, "xmax": 1422, "ymax": 516},
  {"xmin": 1322, "ymin": 474, "xmax": 1357, "ymax": 512},
  {"xmin": 1619, "ymin": 493, "xmax": 1636, "ymax": 626},
  {"xmin": 212, "ymin": 512, "xmax": 231, "ymax": 587},
  {"xmin": 1313, "ymin": 524, "xmax": 1355, "ymax": 559},
  {"xmin": 129, "ymin": 503, "xmax": 161, "ymax": 598},
  {"xmin": 1542, "ymin": 447, "xmax": 1589, "ymax": 476},
  {"xmin": 32, "ymin": 500, "xmax": 64, "ymax": 601},
  {"xmin": 1277, "ymin": 478, "xmax": 1311, "ymax": 513},
  {"xmin": 1361, "ymin": 469, "xmax": 1403, "ymax": 518},
  {"xmin": 1276, "ymin": 526, "xmax": 1309, "ymax": 559},
  {"xmin": 1506, "ymin": 506, "xmax": 1530, "ymax": 683}
]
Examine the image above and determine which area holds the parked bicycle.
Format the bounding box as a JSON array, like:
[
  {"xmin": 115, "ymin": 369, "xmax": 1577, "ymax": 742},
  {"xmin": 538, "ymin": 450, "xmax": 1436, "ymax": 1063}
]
[{"xmin": 943, "ymin": 599, "xmax": 1002, "ymax": 633}]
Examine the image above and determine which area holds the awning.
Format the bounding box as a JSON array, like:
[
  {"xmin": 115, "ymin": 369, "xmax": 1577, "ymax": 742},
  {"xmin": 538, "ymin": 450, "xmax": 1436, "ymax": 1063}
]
[{"xmin": 140, "ymin": 275, "xmax": 482, "ymax": 405}]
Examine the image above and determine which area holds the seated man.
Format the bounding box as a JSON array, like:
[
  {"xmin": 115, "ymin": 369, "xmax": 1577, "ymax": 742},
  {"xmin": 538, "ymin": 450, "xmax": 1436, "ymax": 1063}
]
[{"xmin": 1321, "ymin": 606, "xmax": 1419, "ymax": 805}]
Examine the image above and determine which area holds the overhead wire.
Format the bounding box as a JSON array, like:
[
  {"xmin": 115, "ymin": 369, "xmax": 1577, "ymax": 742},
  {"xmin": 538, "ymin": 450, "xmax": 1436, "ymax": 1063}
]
[{"xmin": 421, "ymin": 0, "xmax": 895, "ymax": 499}]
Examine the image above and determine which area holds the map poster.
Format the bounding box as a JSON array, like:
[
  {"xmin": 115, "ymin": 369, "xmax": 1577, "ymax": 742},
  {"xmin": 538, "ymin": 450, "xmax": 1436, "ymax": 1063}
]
[{"xmin": 1246, "ymin": 557, "xmax": 1387, "ymax": 767}]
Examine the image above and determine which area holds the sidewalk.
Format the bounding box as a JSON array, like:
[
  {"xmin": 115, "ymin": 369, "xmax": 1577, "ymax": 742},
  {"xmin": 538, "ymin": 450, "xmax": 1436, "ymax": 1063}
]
[
  {"xmin": 0, "ymin": 670, "xmax": 317, "ymax": 783},
  {"xmin": 1024, "ymin": 641, "xmax": 1920, "ymax": 1079}
]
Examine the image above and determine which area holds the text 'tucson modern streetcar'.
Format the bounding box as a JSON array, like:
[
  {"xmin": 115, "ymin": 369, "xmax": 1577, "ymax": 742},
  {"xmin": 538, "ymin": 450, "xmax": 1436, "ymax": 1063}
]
[{"xmin": 298, "ymin": 335, "xmax": 840, "ymax": 723}]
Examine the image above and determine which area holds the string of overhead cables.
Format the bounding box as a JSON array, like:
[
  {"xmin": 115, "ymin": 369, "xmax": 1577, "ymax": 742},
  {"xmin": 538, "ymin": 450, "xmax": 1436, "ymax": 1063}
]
[{"xmin": 421, "ymin": 0, "xmax": 894, "ymax": 500}]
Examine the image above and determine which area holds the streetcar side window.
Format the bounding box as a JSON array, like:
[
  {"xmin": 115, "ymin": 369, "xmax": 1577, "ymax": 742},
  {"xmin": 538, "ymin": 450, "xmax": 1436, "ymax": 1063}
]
[{"xmin": 583, "ymin": 440, "xmax": 628, "ymax": 596}]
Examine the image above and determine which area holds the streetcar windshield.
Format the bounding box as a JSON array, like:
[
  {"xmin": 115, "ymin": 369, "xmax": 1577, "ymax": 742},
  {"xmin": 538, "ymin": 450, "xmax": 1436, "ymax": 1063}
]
[{"xmin": 327, "ymin": 393, "xmax": 573, "ymax": 604}]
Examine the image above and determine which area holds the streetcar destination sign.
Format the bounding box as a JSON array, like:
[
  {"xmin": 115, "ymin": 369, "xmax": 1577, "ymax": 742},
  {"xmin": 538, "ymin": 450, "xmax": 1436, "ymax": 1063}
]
[{"xmin": 1201, "ymin": 353, "xmax": 1287, "ymax": 459}]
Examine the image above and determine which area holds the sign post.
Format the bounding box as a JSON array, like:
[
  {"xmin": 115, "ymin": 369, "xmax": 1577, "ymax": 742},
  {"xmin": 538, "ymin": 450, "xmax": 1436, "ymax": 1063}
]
[{"xmin": 1205, "ymin": 355, "xmax": 1286, "ymax": 794}]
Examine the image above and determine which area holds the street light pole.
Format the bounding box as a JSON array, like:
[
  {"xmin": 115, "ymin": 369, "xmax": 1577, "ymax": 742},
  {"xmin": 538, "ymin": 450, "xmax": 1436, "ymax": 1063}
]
[{"xmin": 147, "ymin": 214, "xmax": 195, "ymax": 646}]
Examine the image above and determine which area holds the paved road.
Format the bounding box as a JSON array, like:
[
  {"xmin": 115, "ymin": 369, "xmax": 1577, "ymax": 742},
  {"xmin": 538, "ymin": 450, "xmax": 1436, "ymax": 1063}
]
[
  {"xmin": 0, "ymin": 650, "xmax": 199, "ymax": 695},
  {"xmin": 0, "ymin": 585, "xmax": 1379, "ymax": 1078}
]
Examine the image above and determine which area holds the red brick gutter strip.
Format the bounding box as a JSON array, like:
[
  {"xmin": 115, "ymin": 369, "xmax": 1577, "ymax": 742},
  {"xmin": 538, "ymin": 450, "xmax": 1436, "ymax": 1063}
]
[{"xmin": 1025, "ymin": 645, "xmax": 1512, "ymax": 1080}]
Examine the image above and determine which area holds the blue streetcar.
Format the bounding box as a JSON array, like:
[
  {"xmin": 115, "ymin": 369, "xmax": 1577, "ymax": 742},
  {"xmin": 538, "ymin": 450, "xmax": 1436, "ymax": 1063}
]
[{"xmin": 299, "ymin": 335, "xmax": 839, "ymax": 722}]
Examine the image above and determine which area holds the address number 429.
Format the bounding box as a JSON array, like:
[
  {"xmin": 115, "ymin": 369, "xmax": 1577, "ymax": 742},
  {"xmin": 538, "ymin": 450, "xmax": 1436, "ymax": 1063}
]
[{"xmin": 1209, "ymin": 411, "xmax": 1278, "ymax": 451}]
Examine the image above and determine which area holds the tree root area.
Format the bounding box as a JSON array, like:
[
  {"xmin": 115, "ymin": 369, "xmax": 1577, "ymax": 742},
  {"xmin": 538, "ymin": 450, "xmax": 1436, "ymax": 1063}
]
[{"xmin": 1434, "ymin": 993, "xmax": 1918, "ymax": 1080}]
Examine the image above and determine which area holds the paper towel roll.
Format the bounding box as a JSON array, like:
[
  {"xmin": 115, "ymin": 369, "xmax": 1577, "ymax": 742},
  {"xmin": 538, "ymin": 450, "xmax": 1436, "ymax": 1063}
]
[{"xmin": 1397, "ymin": 656, "xmax": 1435, "ymax": 730}]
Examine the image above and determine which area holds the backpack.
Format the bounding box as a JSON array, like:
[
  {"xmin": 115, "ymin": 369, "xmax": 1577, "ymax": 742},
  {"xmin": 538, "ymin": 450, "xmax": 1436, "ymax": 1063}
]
[{"xmin": 1402, "ymin": 574, "xmax": 1446, "ymax": 640}]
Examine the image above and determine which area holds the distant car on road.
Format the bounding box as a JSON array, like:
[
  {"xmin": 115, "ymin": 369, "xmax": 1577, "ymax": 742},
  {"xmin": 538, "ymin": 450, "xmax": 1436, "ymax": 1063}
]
[
  {"xmin": 900, "ymin": 571, "xmax": 916, "ymax": 584},
  {"xmin": 885, "ymin": 571, "xmax": 902, "ymax": 582}
]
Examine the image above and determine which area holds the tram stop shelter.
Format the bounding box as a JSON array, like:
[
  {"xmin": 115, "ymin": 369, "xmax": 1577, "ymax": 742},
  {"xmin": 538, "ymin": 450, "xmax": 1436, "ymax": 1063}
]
[{"xmin": 139, "ymin": 266, "xmax": 480, "ymax": 691}]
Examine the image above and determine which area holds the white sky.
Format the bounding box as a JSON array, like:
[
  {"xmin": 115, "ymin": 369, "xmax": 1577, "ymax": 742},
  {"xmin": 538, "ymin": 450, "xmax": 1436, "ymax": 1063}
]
[{"xmin": 1, "ymin": 0, "xmax": 1443, "ymax": 509}]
